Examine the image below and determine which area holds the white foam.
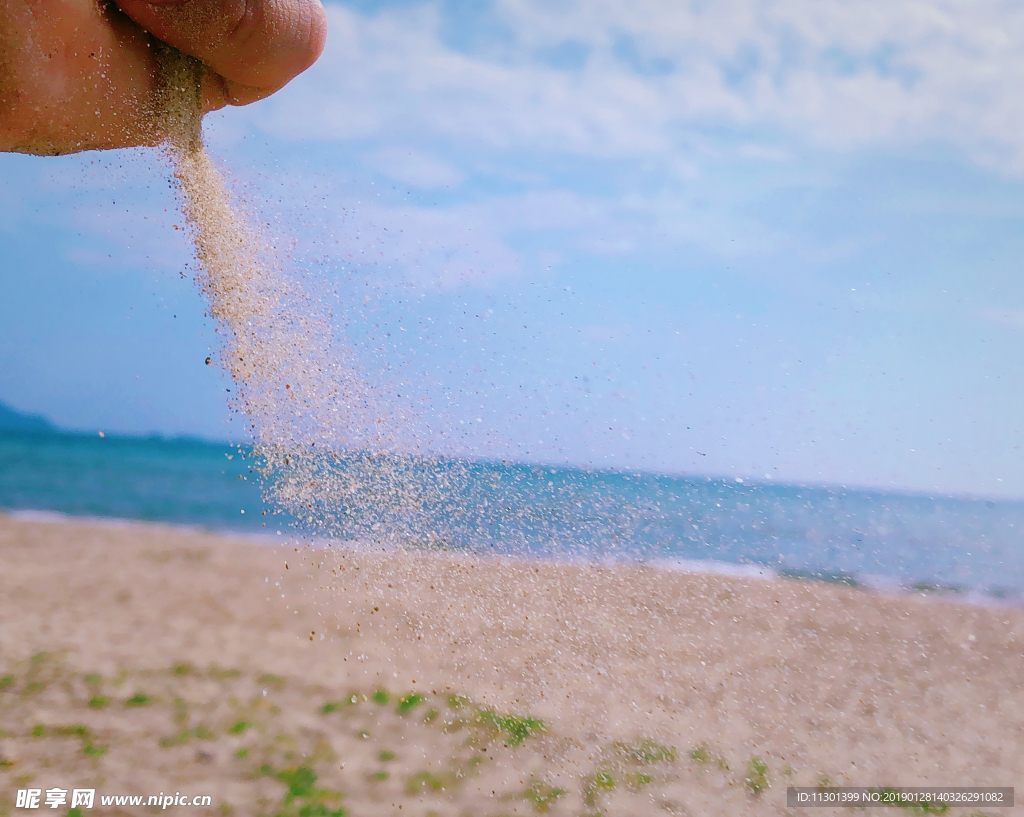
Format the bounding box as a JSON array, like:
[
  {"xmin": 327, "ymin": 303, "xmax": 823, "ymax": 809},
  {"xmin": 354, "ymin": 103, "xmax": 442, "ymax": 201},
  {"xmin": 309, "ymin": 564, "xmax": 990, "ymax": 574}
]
[
  {"xmin": 7, "ymin": 509, "xmax": 79, "ymax": 525},
  {"xmin": 649, "ymin": 557, "xmax": 776, "ymax": 580}
]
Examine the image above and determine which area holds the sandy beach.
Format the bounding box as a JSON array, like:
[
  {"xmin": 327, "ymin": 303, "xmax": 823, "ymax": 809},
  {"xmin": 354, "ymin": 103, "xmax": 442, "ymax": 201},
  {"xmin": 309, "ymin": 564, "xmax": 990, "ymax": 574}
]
[{"xmin": 0, "ymin": 512, "xmax": 1021, "ymax": 816}]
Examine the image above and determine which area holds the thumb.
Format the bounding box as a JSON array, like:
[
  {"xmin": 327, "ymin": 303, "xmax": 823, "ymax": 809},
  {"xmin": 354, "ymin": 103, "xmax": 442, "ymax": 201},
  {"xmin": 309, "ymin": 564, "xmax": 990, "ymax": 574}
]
[{"xmin": 114, "ymin": 0, "xmax": 327, "ymax": 104}]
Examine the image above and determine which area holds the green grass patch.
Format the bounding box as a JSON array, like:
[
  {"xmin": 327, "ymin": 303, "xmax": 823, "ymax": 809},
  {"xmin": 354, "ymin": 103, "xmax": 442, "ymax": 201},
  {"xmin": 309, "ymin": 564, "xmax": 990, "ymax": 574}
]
[
  {"xmin": 159, "ymin": 725, "xmax": 215, "ymax": 747},
  {"xmin": 689, "ymin": 743, "xmax": 728, "ymax": 768},
  {"xmin": 208, "ymin": 664, "xmax": 241, "ymax": 679},
  {"xmin": 296, "ymin": 806, "xmax": 346, "ymax": 817},
  {"xmin": 82, "ymin": 673, "xmax": 102, "ymax": 686},
  {"xmin": 320, "ymin": 702, "xmax": 341, "ymax": 714},
  {"xmin": 42, "ymin": 722, "xmax": 104, "ymax": 756},
  {"xmin": 626, "ymin": 772, "xmax": 652, "ymax": 788},
  {"xmin": 368, "ymin": 770, "xmax": 390, "ymax": 782},
  {"xmin": 447, "ymin": 694, "xmax": 469, "ymax": 709},
  {"xmin": 260, "ymin": 764, "xmax": 346, "ymax": 817},
  {"xmin": 614, "ymin": 738, "xmax": 678, "ymax": 764},
  {"xmin": 125, "ymin": 691, "xmax": 152, "ymax": 706},
  {"xmin": 234, "ymin": 747, "xmax": 249, "ymax": 759},
  {"xmin": 593, "ymin": 771, "xmax": 615, "ymax": 789},
  {"xmin": 87, "ymin": 695, "xmax": 108, "ymax": 709},
  {"xmin": 54, "ymin": 724, "xmax": 89, "ymax": 737},
  {"xmin": 257, "ymin": 673, "xmax": 286, "ymax": 689},
  {"xmin": 522, "ymin": 781, "xmax": 565, "ymax": 813},
  {"xmin": 397, "ymin": 693, "xmax": 423, "ymax": 714},
  {"xmin": 81, "ymin": 740, "xmax": 107, "ymax": 757},
  {"xmin": 583, "ymin": 770, "xmax": 616, "ymax": 808},
  {"xmin": 371, "ymin": 689, "xmax": 389, "ymax": 705},
  {"xmin": 745, "ymin": 757, "xmax": 769, "ymax": 795},
  {"xmin": 0, "ymin": 674, "xmax": 13, "ymax": 690},
  {"xmin": 278, "ymin": 766, "xmax": 317, "ymax": 798},
  {"xmin": 229, "ymin": 720, "xmax": 251, "ymax": 734},
  {"xmin": 377, "ymin": 750, "xmax": 397, "ymax": 762},
  {"xmin": 172, "ymin": 662, "xmax": 195, "ymax": 676},
  {"xmin": 477, "ymin": 709, "xmax": 545, "ymax": 746}
]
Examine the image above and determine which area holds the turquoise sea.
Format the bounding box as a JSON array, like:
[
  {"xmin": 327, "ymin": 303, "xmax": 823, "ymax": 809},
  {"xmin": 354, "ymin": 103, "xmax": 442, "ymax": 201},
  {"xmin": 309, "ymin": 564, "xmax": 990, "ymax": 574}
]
[
  {"xmin": 0, "ymin": 429, "xmax": 269, "ymax": 531},
  {"xmin": 2, "ymin": 428, "xmax": 1022, "ymax": 600}
]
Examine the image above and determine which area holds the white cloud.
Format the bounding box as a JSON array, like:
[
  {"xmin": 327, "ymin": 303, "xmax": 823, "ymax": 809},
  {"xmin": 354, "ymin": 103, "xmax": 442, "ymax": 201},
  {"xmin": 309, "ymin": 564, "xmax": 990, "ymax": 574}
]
[
  {"xmin": 226, "ymin": 0, "xmax": 1024, "ymax": 293},
  {"xmin": 251, "ymin": 0, "xmax": 1024, "ymax": 169},
  {"xmin": 314, "ymin": 187, "xmax": 633, "ymax": 288},
  {"xmin": 256, "ymin": 3, "xmax": 669, "ymax": 156},
  {"xmin": 306, "ymin": 181, "xmax": 798, "ymax": 290}
]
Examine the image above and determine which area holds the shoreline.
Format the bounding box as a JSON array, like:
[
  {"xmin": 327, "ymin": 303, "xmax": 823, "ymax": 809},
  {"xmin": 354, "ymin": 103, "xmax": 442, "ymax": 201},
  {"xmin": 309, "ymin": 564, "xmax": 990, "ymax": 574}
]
[{"xmin": 7, "ymin": 507, "xmax": 1021, "ymax": 609}]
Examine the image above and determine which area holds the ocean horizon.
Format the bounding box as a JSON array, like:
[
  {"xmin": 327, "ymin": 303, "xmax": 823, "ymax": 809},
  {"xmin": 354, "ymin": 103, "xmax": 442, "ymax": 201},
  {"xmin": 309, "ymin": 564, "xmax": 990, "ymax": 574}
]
[{"xmin": 2, "ymin": 426, "xmax": 1023, "ymax": 601}]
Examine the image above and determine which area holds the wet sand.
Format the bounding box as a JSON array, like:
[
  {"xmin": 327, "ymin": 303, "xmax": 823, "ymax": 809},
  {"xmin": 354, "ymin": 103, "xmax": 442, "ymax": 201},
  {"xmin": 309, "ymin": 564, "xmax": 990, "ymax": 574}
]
[{"xmin": 0, "ymin": 512, "xmax": 1020, "ymax": 816}]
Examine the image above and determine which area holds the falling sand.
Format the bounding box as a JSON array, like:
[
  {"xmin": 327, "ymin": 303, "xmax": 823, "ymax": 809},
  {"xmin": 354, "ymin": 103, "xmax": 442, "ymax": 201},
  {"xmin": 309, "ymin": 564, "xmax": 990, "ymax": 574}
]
[
  {"xmin": 156, "ymin": 49, "xmax": 483, "ymax": 547},
  {"xmin": 157, "ymin": 48, "xmax": 364, "ymax": 447},
  {"xmin": 156, "ymin": 49, "xmax": 389, "ymax": 533}
]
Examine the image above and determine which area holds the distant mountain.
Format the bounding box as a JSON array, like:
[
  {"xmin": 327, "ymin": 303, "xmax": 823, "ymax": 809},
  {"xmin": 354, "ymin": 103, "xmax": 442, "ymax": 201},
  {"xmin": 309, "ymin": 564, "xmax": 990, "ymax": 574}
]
[{"xmin": 0, "ymin": 402, "xmax": 56, "ymax": 433}]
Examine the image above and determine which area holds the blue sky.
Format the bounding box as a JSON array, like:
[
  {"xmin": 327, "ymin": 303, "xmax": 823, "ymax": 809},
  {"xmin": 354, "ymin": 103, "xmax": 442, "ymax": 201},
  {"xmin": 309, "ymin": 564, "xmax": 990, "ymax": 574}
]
[{"xmin": 2, "ymin": 0, "xmax": 1024, "ymax": 497}]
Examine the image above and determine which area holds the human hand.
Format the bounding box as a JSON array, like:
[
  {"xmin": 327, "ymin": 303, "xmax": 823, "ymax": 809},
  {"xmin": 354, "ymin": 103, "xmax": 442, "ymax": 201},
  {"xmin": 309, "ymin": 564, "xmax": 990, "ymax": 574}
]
[{"xmin": 0, "ymin": 0, "xmax": 326, "ymax": 154}]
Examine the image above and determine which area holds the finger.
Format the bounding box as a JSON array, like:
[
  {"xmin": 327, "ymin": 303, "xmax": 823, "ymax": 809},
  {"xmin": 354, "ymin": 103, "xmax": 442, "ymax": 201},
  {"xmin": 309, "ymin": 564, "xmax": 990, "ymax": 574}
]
[
  {"xmin": 0, "ymin": 0, "xmax": 164, "ymax": 154},
  {"xmin": 113, "ymin": 0, "xmax": 327, "ymax": 102},
  {"xmin": 198, "ymin": 70, "xmax": 279, "ymax": 112}
]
